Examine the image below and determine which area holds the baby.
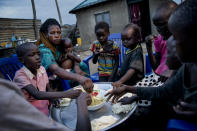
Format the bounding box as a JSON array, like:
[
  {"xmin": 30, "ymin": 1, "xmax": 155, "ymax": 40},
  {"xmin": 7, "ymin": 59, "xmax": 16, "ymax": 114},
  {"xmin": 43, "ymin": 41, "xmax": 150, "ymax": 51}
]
[{"xmin": 58, "ymin": 38, "xmax": 85, "ymax": 76}]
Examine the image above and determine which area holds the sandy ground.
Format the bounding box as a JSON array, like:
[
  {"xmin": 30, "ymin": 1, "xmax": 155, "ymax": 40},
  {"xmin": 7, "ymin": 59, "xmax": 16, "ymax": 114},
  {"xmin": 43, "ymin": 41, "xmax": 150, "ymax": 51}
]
[
  {"xmin": 78, "ymin": 50, "xmax": 98, "ymax": 75},
  {"xmin": 78, "ymin": 43, "xmax": 148, "ymax": 75}
]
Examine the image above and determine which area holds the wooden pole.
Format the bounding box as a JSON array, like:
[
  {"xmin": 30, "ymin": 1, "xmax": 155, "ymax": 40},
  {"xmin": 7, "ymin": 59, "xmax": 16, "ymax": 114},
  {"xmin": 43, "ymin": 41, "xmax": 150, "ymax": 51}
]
[
  {"xmin": 55, "ymin": 0, "xmax": 63, "ymax": 25},
  {"xmin": 31, "ymin": 0, "xmax": 38, "ymax": 40}
]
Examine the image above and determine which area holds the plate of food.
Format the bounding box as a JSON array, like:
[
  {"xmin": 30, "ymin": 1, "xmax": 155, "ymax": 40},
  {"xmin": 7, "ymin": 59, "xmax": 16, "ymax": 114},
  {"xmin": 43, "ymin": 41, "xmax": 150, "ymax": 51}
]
[{"xmin": 88, "ymin": 90, "xmax": 105, "ymax": 111}]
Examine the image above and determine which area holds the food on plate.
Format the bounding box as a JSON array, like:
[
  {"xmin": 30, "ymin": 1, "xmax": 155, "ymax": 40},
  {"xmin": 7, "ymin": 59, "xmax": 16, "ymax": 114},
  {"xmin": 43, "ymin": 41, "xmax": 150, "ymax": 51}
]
[
  {"xmin": 91, "ymin": 90, "xmax": 99, "ymax": 96},
  {"xmin": 112, "ymin": 102, "xmax": 135, "ymax": 114},
  {"xmin": 89, "ymin": 91, "xmax": 104, "ymax": 107},
  {"xmin": 91, "ymin": 115, "xmax": 118, "ymax": 131},
  {"xmin": 59, "ymin": 98, "xmax": 71, "ymax": 107},
  {"xmin": 108, "ymin": 93, "xmax": 136, "ymax": 114},
  {"xmin": 74, "ymin": 86, "xmax": 85, "ymax": 92}
]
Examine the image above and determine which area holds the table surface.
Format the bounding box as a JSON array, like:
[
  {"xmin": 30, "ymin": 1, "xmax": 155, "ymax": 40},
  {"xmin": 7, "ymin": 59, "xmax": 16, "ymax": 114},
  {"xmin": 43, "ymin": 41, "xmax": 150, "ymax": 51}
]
[
  {"xmin": 50, "ymin": 82, "xmax": 137, "ymax": 131},
  {"xmin": 0, "ymin": 47, "xmax": 15, "ymax": 50}
]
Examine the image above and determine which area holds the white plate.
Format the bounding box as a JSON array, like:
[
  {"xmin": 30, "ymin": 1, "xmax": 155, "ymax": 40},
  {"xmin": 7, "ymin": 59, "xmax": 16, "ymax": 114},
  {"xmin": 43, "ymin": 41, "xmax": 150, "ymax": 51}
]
[
  {"xmin": 88, "ymin": 100, "xmax": 105, "ymax": 111},
  {"xmin": 88, "ymin": 86, "xmax": 107, "ymax": 111}
]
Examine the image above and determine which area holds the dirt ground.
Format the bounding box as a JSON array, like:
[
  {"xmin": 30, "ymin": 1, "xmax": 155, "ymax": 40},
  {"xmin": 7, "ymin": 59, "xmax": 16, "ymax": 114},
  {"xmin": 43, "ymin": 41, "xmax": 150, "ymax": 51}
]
[
  {"xmin": 78, "ymin": 49, "xmax": 98, "ymax": 75},
  {"xmin": 78, "ymin": 43, "xmax": 148, "ymax": 75}
]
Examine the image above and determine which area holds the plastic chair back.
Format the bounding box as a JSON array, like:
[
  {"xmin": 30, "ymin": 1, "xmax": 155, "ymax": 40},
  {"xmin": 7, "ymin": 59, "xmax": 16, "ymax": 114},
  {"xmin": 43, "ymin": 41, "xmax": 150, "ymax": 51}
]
[
  {"xmin": 167, "ymin": 119, "xmax": 197, "ymax": 131},
  {"xmin": 108, "ymin": 33, "xmax": 127, "ymax": 67},
  {"xmin": 0, "ymin": 55, "xmax": 23, "ymax": 81}
]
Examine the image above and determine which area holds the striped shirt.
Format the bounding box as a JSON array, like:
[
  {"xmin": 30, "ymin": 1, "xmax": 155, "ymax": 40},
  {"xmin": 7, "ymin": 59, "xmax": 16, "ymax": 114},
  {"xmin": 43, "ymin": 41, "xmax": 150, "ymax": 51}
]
[{"xmin": 91, "ymin": 40, "xmax": 120, "ymax": 76}]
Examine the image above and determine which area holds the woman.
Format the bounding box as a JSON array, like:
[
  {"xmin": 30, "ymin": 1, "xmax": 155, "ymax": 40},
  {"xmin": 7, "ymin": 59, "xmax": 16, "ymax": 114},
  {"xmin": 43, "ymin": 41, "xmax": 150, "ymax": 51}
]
[{"xmin": 36, "ymin": 18, "xmax": 93, "ymax": 92}]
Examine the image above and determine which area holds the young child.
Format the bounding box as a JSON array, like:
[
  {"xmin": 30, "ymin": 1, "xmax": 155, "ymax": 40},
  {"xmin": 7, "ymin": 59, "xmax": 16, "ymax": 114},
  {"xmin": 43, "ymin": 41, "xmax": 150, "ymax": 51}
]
[
  {"xmin": 58, "ymin": 38, "xmax": 85, "ymax": 76},
  {"xmin": 13, "ymin": 42, "xmax": 82, "ymax": 116},
  {"xmin": 106, "ymin": 0, "xmax": 197, "ymax": 127},
  {"xmin": 145, "ymin": 0, "xmax": 177, "ymax": 77},
  {"xmin": 135, "ymin": 34, "xmax": 183, "ymax": 87},
  {"xmin": 112, "ymin": 24, "xmax": 144, "ymax": 86},
  {"xmin": 91, "ymin": 21, "xmax": 120, "ymax": 82}
]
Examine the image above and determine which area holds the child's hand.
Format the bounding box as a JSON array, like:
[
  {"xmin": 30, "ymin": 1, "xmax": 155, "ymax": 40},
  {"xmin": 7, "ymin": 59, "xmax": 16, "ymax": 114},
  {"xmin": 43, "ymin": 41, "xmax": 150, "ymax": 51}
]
[
  {"xmin": 67, "ymin": 52, "xmax": 74, "ymax": 57},
  {"xmin": 65, "ymin": 89, "xmax": 82, "ymax": 99},
  {"xmin": 94, "ymin": 50, "xmax": 100, "ymax": 55},
  {"xmin": 66, "ymin": 48, "xmax": 72, "ymax": 53},
  {"xmin": 173, "ymin": 101, "xmax": 197, "ymax": 118},
  {"xmin": 79, "ymin": 71, "xmax": 85, "ymax": 76},
  {"xmin": 50, "ymin": 99, "xmax": 60, "ymax": 107},
  {"xmin": 145, "ymin": 35, "xmax": 154, "ymax": 48},
  {"xmin": 119, "ymin": 96, "xmax": 138, "ymax": 105},
  {"xmin": 94, "ymin": 47, "xmax": 101, "ymax": 55},
  {"xmin": 105, "ymin": 85, "xmax": 128, "ymax": 103},
  {"xmin": 74, "ymin": 65, "xmax": 85, "ymax": 76},
  {"xmin": 77, "ymin": 92, "xmax": 92, "ymax": 106}
]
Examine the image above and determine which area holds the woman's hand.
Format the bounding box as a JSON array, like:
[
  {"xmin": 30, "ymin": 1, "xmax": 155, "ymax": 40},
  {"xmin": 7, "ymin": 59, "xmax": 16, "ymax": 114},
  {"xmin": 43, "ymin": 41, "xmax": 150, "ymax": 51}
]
[
  {"xmin": 80, "ymin": 77, "xmax": 93, "ymax": 93},
  {"xmin": 173, "ymin": 101, "xmax": 197, "ymax": 119},
  {"xmin": 119, "ymin": 96, "xmax": 138, "ymax": 105},
  {"xmin": 105, "ymin": 85, "xmax": 128, "ymax": 103},
  {"xmin": 77, "ymin": 92, "xmax": 92, "ymax": 106},
  {"xmin": 64, "ymin": 89, "xmax": 82, "ymax": 99}
]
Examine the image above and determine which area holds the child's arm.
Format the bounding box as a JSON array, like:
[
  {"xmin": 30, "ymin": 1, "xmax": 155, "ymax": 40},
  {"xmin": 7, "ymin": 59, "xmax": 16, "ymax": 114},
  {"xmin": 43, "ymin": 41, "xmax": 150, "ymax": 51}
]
[
  {"xmin": 173, "ymin": 101, "xmax": 197, "ymax": 120},
  {"xmin": 67, "ymin": 52, "xmax": 81, "ymax": 63},
  {"xmin": 76, "ymin": 92, "xmax": 92, "ymax": 131},
  {"xmin": 23, "ymin": 84, "xmax": 81, "ymax": 100},
  {"xmin": 108, "ymin": 55, "xmax": 119, "ymax": 82},
  {"xmin": 92, "ymin": 49, "xmax": 100, "ymax": 64},
  {"xmin": 112, "ymin": 68, "xmax": 135, "ymax": 87},
  {"xmin": 145, "ymin": 35, "xmax": 160, "ymax": 70}
]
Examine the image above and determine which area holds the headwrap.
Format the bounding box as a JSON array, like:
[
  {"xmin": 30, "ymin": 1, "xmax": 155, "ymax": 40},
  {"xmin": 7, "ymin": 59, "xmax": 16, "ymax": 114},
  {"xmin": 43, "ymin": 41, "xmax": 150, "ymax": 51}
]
[{"xmin": 36, "ymin": 32, "xmax": 57, "ymax": 57}]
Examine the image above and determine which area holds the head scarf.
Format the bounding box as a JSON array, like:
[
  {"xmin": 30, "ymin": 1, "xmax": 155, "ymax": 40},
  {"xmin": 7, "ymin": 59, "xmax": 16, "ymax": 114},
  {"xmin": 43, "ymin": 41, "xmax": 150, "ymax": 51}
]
[{"xmin": 36, "ymin": 32, "xmax": 57, "ymax": 57}]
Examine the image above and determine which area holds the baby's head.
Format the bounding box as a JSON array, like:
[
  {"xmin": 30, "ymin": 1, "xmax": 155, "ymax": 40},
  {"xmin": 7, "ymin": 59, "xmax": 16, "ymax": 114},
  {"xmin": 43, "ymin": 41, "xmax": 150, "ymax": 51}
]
[
  {"xmin": 16, "ymin": 42, "xmax": 41, "ymax": 70},
  {"xmin": 62, "ymin": 38, "xmax": 73, "ymax": 53},
  {"xmin": 121, "ymin": 23, "xmax": 141, "ymax": 49},
  {"xmin": 168, "ymin": 0, "xmax": 197, "ymax": 63},
  {"xmin": 152, "ymin": 0, "xmax": 177, "ymax": 40},
  {"xmin": 166, "ymin": 36, "xmax": 182, "ymax": 70},
  {"xmin": 95, "ymin": 21, "xmax": 110, "ymax": 45}
]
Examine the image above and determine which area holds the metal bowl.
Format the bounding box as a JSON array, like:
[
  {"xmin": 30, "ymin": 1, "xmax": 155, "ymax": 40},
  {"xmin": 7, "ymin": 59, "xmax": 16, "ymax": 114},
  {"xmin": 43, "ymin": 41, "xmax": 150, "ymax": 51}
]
[{"xmin": 50, "ymin": 82, "xmax": 137, "ymax": 131}]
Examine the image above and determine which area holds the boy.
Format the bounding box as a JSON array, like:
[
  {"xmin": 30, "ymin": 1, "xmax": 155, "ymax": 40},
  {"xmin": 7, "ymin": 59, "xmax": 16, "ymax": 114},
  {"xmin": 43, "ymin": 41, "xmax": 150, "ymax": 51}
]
[
  {"xmin": 0, "ymin": 78, "xmax": 91, "ymax": 131},
  {"xmin": 145, "ymin": 0, "xmax": 177, "ymax": 76},
  {"xmin": 106, "ymin": 0, "xmax": 197, "ymax": 125},
  {"xmin": 112, "ymin": 24, "xmax": 144, "ymax": 86},
  {"xmin": 13, "ymin": 42, "xmax": 82, "ymax": 116},
  {"xmin": 91, "ymin": 21, "xmax": 120, "ymax": 82}
]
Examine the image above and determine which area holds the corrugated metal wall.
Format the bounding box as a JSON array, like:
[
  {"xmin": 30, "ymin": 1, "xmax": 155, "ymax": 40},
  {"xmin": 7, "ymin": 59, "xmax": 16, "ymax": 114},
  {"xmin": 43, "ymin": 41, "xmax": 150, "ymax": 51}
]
[{"xmin": 0, "ymin": 18, "xmax": 41, "ymax": 42}]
